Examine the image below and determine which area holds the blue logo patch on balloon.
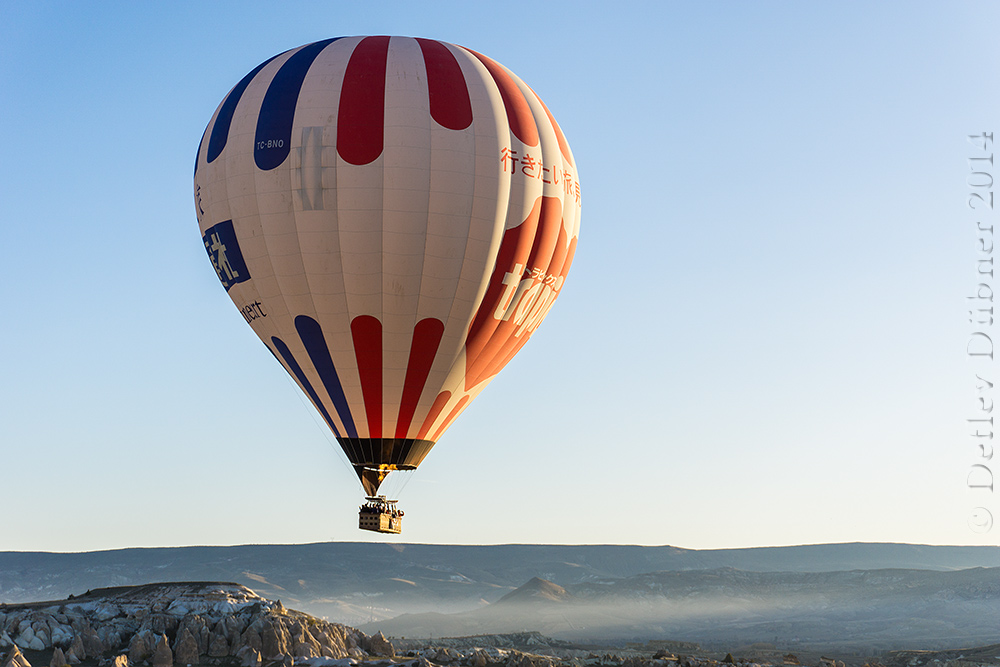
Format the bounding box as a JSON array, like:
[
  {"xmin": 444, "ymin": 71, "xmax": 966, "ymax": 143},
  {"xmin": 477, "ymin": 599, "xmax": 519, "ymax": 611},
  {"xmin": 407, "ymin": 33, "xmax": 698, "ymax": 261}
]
[{"xmin": 202, "ymin": 220, "xmax": 250, "ymax": 291}]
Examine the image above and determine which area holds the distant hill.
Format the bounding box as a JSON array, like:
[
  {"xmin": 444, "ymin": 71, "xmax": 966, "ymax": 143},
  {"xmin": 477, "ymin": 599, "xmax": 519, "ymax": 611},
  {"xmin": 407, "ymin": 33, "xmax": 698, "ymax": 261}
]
[
  {"xmin": 494, "ymin": 578, "xmax": 573, "ymax": 605},
  {"xmin": 2, "ymin": 541, "xmax": 999, "ymax": 630}
]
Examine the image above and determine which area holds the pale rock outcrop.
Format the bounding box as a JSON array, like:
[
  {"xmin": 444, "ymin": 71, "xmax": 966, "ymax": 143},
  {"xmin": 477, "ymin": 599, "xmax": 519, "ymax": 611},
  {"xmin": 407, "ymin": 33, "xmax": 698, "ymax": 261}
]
[
  {"xmin": 29, "ymin": 623, "xmax": 50, "ymax": 649},
  {"xmin": 14, "ymin": 627, "xmax": 44, "ymax": 652},
  {"xmin": 2, "ymin": 646, "xmax": 32, "ymax": 667},
  {"xmin": 195, "ymin": 624, "xmax": 210, "ymax": 657},
  {"xmin": 48, "ymin": 622, "xmax": 72, "ymax": 648},
  {"xmin": 239, "ymin": 627, "xmax": 262, "ymax": 654},
  {"xmin": 80, "ymin": 625, "xmax": 105, "ymax": 657},
  {"xmin": 207, "ymin": 632, "xmax": 228, "ymax": 658},
  {"xmin": 367, "ymin": 632, "xmax": 394, "ymax": 658},
  {"xmin": 64, "ymin": 634, "xmax": 85, "ymax": 663},
  {"xmin": 317, "ymin": 642, "xmax": 339, "ymax": 659},
  {"xmin": 315, "ymin": 625, "xmax": 343, "ymax": 659},
  {"xmin": 291, "ymin": 626, "xmax": 321, "ymax": 659},
  {"xmin": 109, "ymin": 655, "xmax": 128, "ymax": 667},
  {"xmin": 507, "ymin": 651, "xmax": 554, "ymax": 667},
  {"xmin": 49, "ymin": 648, "xmax": 68, "ymax": 667},
  {"xmin": 150, "ymin": 615, "xmax": 176, "ymax": 637},
  {"xmin": 236, "ymin": 646, "xmax": 262, "ymax": 667},
  {"xmin": 99, "ymin": 628, "xmax": 124, "ymax": 653},
  {"xmin": 0, "ymin": 583, "xmax": 370, "ymax": 667},
  {"xmin": 128, "ymin": 629, "xmax": 155, "ymax": 665},
  {"xmin": 208, "ymin": 620, "xmax": 225, "ymax": 648},
  {"xmin": 172, "ymin": 628, "xmax": 199, "ymax": 666},
  {"xmin": 152, "ymin": 634, "xmax": 172, "ymax": 667},
  {"xmin": 174, "ymin": 617, "xmax": 208, "ymax": 658},
  {"xmin": 221, "ymin": 615, "xmax": 245, "ymax": 646},
  {"xmin": 261, "ymin": 622, "xmax": 290, "ymax": 659},
  {"xmin": 93, "ymin": 604, "xmax": 121, "ymax": 623},
  {"xmin": 434, "ymin": 648, "xmax": 456, "ymax": 664}
]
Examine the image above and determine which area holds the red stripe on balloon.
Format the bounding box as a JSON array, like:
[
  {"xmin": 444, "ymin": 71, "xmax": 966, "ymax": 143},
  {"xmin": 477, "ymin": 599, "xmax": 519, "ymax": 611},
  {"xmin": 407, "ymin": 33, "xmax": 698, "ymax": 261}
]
[
  {"xmin": 463, "ymin": 48, "xmax": 538, "ymax": 147},
  {"xmin": 463, "ymin": 201, "xmax": 540, "ymax": 380},
  {"xmin": 523, "ymin": 197, "xmax": 563, "ymax": 280},
  {"xmin": 529, "ymin": 86, "xmax": 574, "ymax": 167},
  {"xmin": 469, "ymin": 197, "xmax": 564, "ymax": 386},
  {"xmin": 395, "ymin": 318, "xmax": 445, "ymax": 439},
  {"xmin": 351, "ymin": 315, "xmax": 383, "ymax": 438},
  {"xmin": 416, "ymin": 390, "xmax": 451, "ymax": 441},
  {"xmin": 546, "ymin": 224, "xmax": 573, "ymax": 289},
  {"xmin": 432, "ymin": 395, "xmax": 470, "ymax": 443},
  {"xmin": 416, "ymin": 39, "xmax": 472, "ymax": 131},
  {"xmin": 465, "ymin": 196, "xmax": 569, "ymax": 389},
  {"xmin": 489, "ymin": 232, "xmax": 577, "ymax": 380},
  {"xmin": 338, "ymin": 36, "xmax": 391, "ymax": 165}
]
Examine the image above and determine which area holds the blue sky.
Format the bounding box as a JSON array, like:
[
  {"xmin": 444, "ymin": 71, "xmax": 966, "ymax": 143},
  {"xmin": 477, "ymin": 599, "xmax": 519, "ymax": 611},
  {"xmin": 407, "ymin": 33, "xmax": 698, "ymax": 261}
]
[{"xmin": 2, "ymin": 1, "xmax": 999, "ymax": 551}]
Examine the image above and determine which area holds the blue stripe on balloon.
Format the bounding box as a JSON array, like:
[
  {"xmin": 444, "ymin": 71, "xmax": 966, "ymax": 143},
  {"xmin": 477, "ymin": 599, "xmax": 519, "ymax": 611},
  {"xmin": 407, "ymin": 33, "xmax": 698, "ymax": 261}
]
[
  {"xmin": 194, "ymin": 127, "xmax": 206, "ymax": 178},
  {"xmin": 271, "ymin": 336, "xmax": 342, "ymax": 438},
  {"xmin": 254, "ymin": 38, "xmax": 341, "ymax": 171},
  {"xmin": 206, "ymin": 53, "xmax": 282, "ymax": 164},
  {"xmin": 295, "ymin": 315, "xmax": 359, "ymax": 439}
]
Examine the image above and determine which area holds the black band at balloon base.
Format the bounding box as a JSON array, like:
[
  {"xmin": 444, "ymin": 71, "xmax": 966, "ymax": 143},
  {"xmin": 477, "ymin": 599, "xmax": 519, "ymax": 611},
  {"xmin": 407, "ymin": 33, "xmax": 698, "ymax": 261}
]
[{"xmin": 337, "ymin": 437, "xmax": 435, "ymax": 470}]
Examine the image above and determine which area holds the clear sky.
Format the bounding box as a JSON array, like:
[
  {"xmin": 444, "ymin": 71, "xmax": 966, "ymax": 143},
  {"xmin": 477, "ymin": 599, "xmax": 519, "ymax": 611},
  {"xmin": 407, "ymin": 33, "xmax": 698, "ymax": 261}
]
[{"xmin": 2, "ymin": 1, "xmax": 998, "ymax": 552}]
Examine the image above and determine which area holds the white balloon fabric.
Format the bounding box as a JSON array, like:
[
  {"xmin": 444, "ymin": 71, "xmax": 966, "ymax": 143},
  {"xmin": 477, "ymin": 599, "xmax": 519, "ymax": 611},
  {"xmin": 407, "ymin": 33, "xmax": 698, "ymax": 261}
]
[{"xmin": 194, "ymin": 36, "xmax": 581, "ymax": 495}]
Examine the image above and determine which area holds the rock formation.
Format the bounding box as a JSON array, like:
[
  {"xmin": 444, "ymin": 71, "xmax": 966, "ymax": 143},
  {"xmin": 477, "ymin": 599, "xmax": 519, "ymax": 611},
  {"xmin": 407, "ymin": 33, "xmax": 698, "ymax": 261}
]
[
  {"xmin": 367, "ymin": 631, "xmax": 395, "ymax": 658},
  {"xmin": 0, "ymin": 583, "xmax": 384, "ymax": 667},
  {"xmin": 64, "ymin": 634, "xmax": 84, "ymax": 664},
  {"xmin": 152, "ymin": 633, "xmax": 173, "ymax": 667},
  {"xmin": 173, "ymin": 627, "xmax": 199, "ymax": 666},
  {"xmin": 1, "ymin": 646, "xmax": 31, "ymax": 667},
  {"xmin": 0, "ymin": 584, "xmax": 882, "ymax": 667},
  {"xmin": 48, "ymin": 648, "xmax": 67, "ymax": 667}
]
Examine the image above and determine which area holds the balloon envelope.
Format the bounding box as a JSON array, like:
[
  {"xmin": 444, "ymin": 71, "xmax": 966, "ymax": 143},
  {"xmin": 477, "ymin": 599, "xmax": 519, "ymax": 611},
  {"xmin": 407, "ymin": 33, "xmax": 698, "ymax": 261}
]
[{"xmin": 194, "ymin": 36, "xmax": 581, "ymax": 495}]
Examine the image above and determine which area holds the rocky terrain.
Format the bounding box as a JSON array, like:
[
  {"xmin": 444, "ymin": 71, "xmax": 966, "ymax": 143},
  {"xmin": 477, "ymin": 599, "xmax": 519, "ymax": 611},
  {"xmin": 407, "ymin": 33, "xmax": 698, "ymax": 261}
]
[
  {"xmin": 1, "ymin": 584, "xmax": 999, "ymax": 667},
  {"xmin": 3, "ymin": 543, "xmax": 1000, "ymax": 625},
  {"xmin": 3, "ymin": 545, "xmax": 1000, "ymax": 654},
  {"xmin": 0, "ymin": 582, "xmax": 393, "ymax": 667}
]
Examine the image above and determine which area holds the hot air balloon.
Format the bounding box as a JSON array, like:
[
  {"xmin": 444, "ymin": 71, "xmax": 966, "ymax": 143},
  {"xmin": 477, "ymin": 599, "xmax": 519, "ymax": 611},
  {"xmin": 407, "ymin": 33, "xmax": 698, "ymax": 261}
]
[{"xmin": 194, "ymin": 36, "xmax": 580, "ymax": 533}]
